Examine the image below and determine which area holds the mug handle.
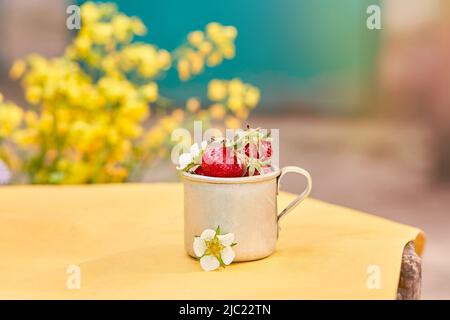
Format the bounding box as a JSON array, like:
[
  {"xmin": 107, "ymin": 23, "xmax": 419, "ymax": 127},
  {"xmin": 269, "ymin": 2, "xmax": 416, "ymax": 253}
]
[{"xmin": 277, "ymin": 166, "xmax": 312, "ymax": 221}]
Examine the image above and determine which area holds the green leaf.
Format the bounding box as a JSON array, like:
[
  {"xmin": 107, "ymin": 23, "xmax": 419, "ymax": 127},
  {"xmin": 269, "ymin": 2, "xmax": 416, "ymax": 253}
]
[{"xmin": 182, "ymin": 162, "xmax": 196, "ymax": 172}]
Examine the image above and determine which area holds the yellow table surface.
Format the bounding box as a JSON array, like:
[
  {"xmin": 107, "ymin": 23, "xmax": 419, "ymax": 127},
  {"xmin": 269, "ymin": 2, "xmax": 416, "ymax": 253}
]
[{"xmin": 0, "ymin": 183, "xmax": 425, "ymax": 300}]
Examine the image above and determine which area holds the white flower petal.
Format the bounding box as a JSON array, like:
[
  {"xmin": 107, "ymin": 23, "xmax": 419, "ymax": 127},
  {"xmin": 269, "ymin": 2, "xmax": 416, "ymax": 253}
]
[
  {"xmin": 190, "ymin": 143, "xmax": 200, "ymax": 158},
  {"xmin": 236, "ymin": 129, "xmax": 246, "ymax": 138},
  {"xmin": 200, "ymin": 255, "xmax": 220, "ymax": 271},
  {"xmin": 193, "ymin": 237, "xmax": 206, "ymax": 257},
  {"xmin": 218, "ymin": 233, "xmax": 234, "ymax": 246},
  {"xmin": 201, "ymin": 140, "xmax": 208, "ymax": 150},
  {"xmin": 177, "ymin": 153, "xmax": 193, "ymax": 170},
  {"xmin": 221, "ymin": 246, "xmax": 235, "ymax": 265},
  {"xmin": 200, "ymin": 229, "xmax": 216, "ymax": 241}
]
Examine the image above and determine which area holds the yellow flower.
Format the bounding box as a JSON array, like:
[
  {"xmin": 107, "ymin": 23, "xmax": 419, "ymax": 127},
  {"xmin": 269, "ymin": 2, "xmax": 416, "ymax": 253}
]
[
  {"xmin": 178, "ymin": 59, "xmax": 190, "ymax": 81},
  {"xmin": 225, "ymin": 116, "xmax": 240, "ymax": 129},
  {"xmin": 91, "ymin": 22, "xmax": 113, "ymax": 44},
  {"xmin": 117, "ymin": 119, "xmax": 142, "ymax": 138},
  {"xmin": 228, "ymin": 78, "xmax": 244, "ymax": 96},
  {"xmin": 55, "ymin": 109, "xmax": 72, "ymax": 134},
  {"xmin": 186, "ymin": 97, "xmax": 200, "ymax": 113},
  {"xmin": 57, "ymin": 159, "xmax": 69, "ymax": 171},
  {"xmin": 0, "ymin": 102, "xmax": 23, "ymax": 136},
  {"xmin": 206, "ymin": 22, "xmax": 222, "ymax": 40},
  {"xmin": 1, "ymin": 4, "xmax": 259, "ymax": 185},
  {"xmin": 25, "ymin": 86, "xmax": 42, "ymax": 105},
  {"xmin": 207, "ymin": 23, "xmax": 228, "ymax": 44},
  {"xmin": 208, "ymin": 80, "xmax": 227, "ymax": 101},
  {"xmin": 199, "ymin": 42, "xmax": 213, "ymax": 56},
  {"xmin": 245, "ymin": 86, "xmax": 260, "ymax": 108},
  {"xmin": 121, "ymin": 99, "xmax": 149, "ymax": 121},
  {"xmin": 112, "ymin": 14, "xmax": 131, "ymax": 42},
  {"xmin": 224, "ymin": 26, "xmax": 238, "ymax": 40},
  {"xmin": 45, "ymin": 148, "xmax": 58, "ymax": 164},
  {"xmin": 107, "ymin": 128, "xmax": 120, "ymax": 146},
  {"xmin": 98, "ymin": 3, "xmax": 117, "ymax": 17},
  {"xmin": 235, "ymin": 108, "xmax": 249, "ymax": 119},
  {"xmin": 228, "ymin": 96, "xmax": 243, "ymax": 112},
  {"xmin": 188, "ymin": 31, "xmax": 204, "ymax": 46},
  {"xmin": 141, "ymin": 82, "xmax": 158, "ymax": 102},
  {"xmin": 157, "ymin": 50, "xmax": 171, "ymax": 70},
  {"xmin": 221, "ymin": 44, "xmax": 235, "ymax": 59},
  {"xmin": 101, "ymin": 55, "xmax": 119, "ymax": 75},
  {"xmin": 38, "ymin": 113, "xmax": 54, "ymax": 134},
  {"xmin": 98, "ymin": 77, "xmax": 134, "ymax": 103},
  {"xmin": 65, "ymin": 161, "xmax": 91, "ymax": 184},
  {"xmin": 160, "ymin": 116, "xmax": 178, "ymax": 132},
  {"xmin": 24, "ymin": 111, "xmax": 38, "ymax": 126},
  {"xmin": 209, "ymin": 103, "xmax": 226, "ymax": 120},
  {"xmin": 206, "ymin": 52, "xmax": 222, "ymax": 67},
  {"xmin": 144, "ymin": 126, "xmax": 166, "ymax": 149},
  {"xmin": 81, "ymin": 2, "xmax": 100, "ymax": 24},
  {"xmin": 74, "ymin": 35, "xmax": 92, "ymax": 57},
  {"xmin": 172, "ymin": 109, "xmax": 185, "ymax": 122},
  {"xmin": 139, "ymin": 62, "xmax": 158, "ymax": 78},
  {"xmin": 9, "ymin": 60, "xmax": 26, "ymax": 80},
  {"xmin": 118, "ymin": 44, "xmax": 166, "ymax": 78},
  {"xmin": 106, "ymin": 163, "xmax": 128, "ymax": 182},
  {"xmin": 197, "ymin": 110, "xmax": 209, "ymax": 122},
  {"xmin": 189, "ymin": 52, "xmax": 204, "ymax": 74},
  {"xmin": 131, "ymin": 17, "xmax": 146, "ymax": 36}
]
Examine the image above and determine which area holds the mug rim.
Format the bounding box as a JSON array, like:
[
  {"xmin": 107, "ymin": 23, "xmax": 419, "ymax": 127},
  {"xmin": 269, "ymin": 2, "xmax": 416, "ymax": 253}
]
[{"xmin": 181, "ymin": 166, "xmax": 281, "ymax": 184}]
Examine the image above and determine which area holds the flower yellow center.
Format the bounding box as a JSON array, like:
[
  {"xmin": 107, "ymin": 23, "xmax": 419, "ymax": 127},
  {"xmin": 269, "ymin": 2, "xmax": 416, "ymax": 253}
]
[{"xmin": 206, "ymin": 237, "xmax": 224, "ymax": 257}]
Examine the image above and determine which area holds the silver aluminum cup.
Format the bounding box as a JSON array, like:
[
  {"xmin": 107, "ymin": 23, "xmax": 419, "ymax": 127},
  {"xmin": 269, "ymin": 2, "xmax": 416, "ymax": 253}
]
[{"xmin": 182, "ymin": 166, "xmax": 312, "ymax": 261}]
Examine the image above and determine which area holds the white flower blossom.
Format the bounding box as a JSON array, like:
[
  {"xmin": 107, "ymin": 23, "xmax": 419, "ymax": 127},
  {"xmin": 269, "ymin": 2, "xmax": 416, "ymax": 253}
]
[
  {"xmin": 177, "ymin": 141, "xmax": 208, "ymax": 171},
  {"xmin": 177, "ymin": 152, "xmax": 194, "ymax": 170},
  {"xmin": 190, "ymin": 143, "xmax": 200, "ymax": 158},
  {"xmin": 193, "ymin": 226, "xmax": 236, "ymax": 271}
]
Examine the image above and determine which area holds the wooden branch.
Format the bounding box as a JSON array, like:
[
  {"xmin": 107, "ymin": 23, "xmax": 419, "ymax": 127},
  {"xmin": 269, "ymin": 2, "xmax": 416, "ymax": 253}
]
[{"xmin": 397, "ymin": 241, "xmax": 422, "ymax": 300}]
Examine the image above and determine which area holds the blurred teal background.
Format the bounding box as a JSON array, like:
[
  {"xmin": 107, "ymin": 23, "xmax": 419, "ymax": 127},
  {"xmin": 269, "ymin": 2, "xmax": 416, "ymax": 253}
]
[{"xmin": 80, "ymin": 0, "xmax": 381, "ymax": 114}]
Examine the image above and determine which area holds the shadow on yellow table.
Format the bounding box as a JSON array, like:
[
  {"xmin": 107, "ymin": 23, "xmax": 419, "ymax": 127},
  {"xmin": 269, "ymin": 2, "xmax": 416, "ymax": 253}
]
[{"xmin": 0, "ymin": 183, "xmax": 425, "ymax": 299}]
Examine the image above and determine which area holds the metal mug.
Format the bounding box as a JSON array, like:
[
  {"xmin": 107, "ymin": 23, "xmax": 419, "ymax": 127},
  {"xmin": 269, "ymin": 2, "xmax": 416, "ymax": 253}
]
[{"xmin": 182, "ymin": 166, "xmax": 312, "ymax": 261}]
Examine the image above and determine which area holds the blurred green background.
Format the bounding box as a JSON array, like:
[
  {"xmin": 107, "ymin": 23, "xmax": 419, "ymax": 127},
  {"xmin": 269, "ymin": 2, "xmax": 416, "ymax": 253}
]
[{"xmin": 79, "ymin": 0, "xmax": 381, "ymax": 114}]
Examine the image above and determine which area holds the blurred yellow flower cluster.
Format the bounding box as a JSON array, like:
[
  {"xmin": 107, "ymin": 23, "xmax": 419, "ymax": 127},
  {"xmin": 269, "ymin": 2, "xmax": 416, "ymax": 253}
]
[
  {"xmin": 175, "ymin": 23, "xmax": 237, "ymax": 81},
  {"xmin": 207, "ymin": 79, "xmax": 260, "ymax": 128},
  {"xmin": 0, "ymin": 94, "xmax": 23, "ymax": 138},
  {"xmin": 0, "ymin": 2, "xmax": 259, "ymax": 184}
]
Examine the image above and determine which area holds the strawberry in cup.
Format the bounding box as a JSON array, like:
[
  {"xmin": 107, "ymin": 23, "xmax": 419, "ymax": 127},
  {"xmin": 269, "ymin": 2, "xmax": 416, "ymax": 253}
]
[{"xmin": 177, "ymin": 126, "xmax": 273, "ymax": 178}]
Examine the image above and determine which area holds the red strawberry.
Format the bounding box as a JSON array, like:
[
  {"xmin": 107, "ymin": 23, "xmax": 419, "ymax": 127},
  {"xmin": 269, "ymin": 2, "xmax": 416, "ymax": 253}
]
[
  {"xmin": 244, "ymin": 141, "xmax": 272, "ymax": 160},
  {"xmin": 201, "ymin": 145, "xmax": 244, "ymax": 177},
  {"xmin": 244, "ymin": 143, "xmax": 258, "ymax": 158},
  {"xmin": 194, "ymin": 166, "xmax": 205, "ymax": 175},
  {"xmin": 261, "ymin": 140, "xmax": 272, "ymax": 159}
]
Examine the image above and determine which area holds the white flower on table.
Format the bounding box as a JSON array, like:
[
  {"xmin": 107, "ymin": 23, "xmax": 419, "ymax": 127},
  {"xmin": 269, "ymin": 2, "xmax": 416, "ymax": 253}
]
[
  {"xmin": 193, "ymin": 226, "xmax": 236, "ymax": 271},
  {"xmin": 177, "ymin": 141, "xmax": 208, "ymax": 171}
]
